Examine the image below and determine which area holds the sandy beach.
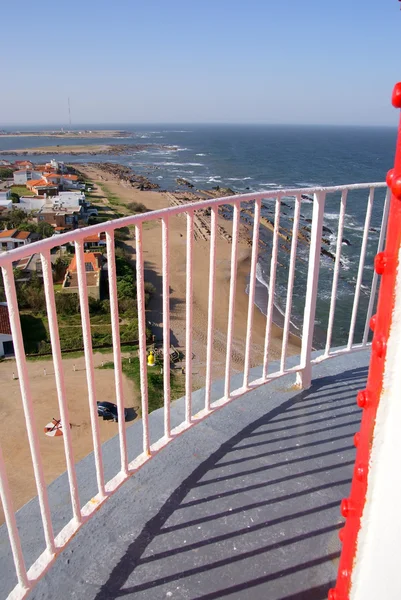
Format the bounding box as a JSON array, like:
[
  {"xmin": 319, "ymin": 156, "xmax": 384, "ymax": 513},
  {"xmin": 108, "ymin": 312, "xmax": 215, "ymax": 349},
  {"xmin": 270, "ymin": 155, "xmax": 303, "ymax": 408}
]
[
  {"xmin": 80, "ymin": 164, "xmax": 301, "ymax": 385},
  {"xmin": 0, "ymin": 351, "xmax": 137, "ymax": 523},
  {"xmin": 0, "ymin": 162, "xmax": 301, "ymax": 520}
]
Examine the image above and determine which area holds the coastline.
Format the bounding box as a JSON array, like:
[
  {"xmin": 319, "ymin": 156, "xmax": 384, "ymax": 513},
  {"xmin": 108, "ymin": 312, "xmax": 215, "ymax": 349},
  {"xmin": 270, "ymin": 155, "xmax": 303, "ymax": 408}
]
[{"xmin": 77, "ymin": 163, "xmax": 301, "ymax": 387}]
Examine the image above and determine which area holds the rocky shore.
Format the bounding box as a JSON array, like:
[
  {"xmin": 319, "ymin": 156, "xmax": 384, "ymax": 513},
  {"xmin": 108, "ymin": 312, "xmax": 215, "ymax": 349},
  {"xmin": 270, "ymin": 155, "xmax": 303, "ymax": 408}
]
[{"xmin": 0, "ymin": 143, "xmax": 178, "ymax": 157}]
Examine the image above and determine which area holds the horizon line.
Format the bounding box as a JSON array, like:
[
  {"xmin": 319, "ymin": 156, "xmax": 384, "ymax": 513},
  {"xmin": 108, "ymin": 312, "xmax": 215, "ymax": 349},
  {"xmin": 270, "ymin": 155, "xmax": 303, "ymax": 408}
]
[{"xmin": 0, "ymin": 122, "xmax": 397, "ymax": 129}]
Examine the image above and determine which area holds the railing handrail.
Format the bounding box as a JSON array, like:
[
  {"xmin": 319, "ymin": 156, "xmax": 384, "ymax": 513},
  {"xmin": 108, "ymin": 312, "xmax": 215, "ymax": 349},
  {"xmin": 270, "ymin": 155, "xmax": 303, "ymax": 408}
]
[
  {"xmin": 0, "ymin": 179, "xmax": 390, "ymax": 599},
  {"xmin": 0, "ymin": 182, "xmax": 387, "ymax": 267}
]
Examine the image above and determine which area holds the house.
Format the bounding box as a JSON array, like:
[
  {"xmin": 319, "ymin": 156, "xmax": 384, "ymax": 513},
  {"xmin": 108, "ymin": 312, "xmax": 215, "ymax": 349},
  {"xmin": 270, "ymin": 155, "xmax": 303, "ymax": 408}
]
[
  {"xmin": 13, "ymin": 169, "xmax": 45, "ymax": 185},
  {"xmin": 53, "ymin": 191, "xmax": 86, "ymax": 208},
  {"xmin": 45, "ymin": 159, "xmax": 66, "ymax": 173},
  {"xmin": 62, "ymin": 252, "xmax": 102, "ymax": 300},
  {"xmin": 0, "ymin": 303, "xmax": 13, "ymax": 356},
  {"xmin": 13, "ymin": 253, "xmax": 45, "ymax": 280},
  {"xmin": 0, "ymin": 229, "xmax": 34, "ymax": 252},
  {"xmin": 26, "ymin": 179, "xmax": 58, "ymax": 196},
  {"xmin": 83, "ymin": 232, "xmax": 106, "ymax": 250},
  {"xmin": 14, "ymin": 160, "xmax": 33, "ymax": 170},
  {"xmin": 35, "ymin": 205, "xmax": 83, "ymax": 229},
  {"xmin": 18, "ymin": 196, "xmax": 46, "ymax": 212},
  {"xmin": 0, "ymin": 160, "xmax": 12, "ymax": 167},
  {"xmin": 0, "ymin": 191, "xmax": 12, "ymax": 212}
]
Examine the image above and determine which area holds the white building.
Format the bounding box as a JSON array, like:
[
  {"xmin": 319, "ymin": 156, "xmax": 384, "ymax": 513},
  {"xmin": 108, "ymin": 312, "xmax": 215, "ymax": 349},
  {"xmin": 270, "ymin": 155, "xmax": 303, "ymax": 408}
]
[
  {"xmin": 0, "ymin": 229, "xmax": 34, "ymax": 252},
  {"xmin": 0, "ymin": 191, "xmax": 12, "ymax": 212},
  {"xmin": 0, "ymin": 303, "xmax": 13, "ymax": 356},
  {"xmin": 13, "ymin": 169, "xmax": 45, "ymax": 185},
  {"xmin": 53, "ymin": 191, "xmax": 86, "ymax": 208},
  {"xmin": 18, "ymin": 197, "xmax": 46, "ymax": 212}
]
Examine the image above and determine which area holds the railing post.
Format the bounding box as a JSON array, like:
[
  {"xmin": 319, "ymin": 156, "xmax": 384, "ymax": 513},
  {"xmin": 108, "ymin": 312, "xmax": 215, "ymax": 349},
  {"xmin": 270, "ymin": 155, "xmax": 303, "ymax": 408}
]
[{"xmin": 296, "ymin": 191, "xmax": 326, "ymax": 389}]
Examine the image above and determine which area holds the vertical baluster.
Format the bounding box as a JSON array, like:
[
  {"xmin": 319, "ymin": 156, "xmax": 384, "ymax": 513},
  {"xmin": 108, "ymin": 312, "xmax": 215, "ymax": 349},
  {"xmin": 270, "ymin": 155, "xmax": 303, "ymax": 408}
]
[
  {"xmin": 363, "ymin": 187, "xmax": 391, "ymax": 344},
  {"xmin": 224, "ymin": 202, "xmax": 240, "ymax": 399},
  {"xmin": 75, "ymin": 241, "xmax": 105, "ymax": 496},
  {"xmin": 135, "ymin": 223, "xmax": 150, "ymax": 454},
  {"xmin": 262, "ymin": 196, "xmax": 281, "ymax": 379},
  {"xmin": 205, "ymin": 207, "xmax": 218, "ymax": 412},
  {"xmin": 185, "ymin": 211, "xmax": 194, "ymax": 423},
  {"xmin": 296, "ymin": 192, "xmax": 326, "ymax": 389},
  {"xmin": 243, "ymin": 199, "xmax": 261, "ymax": 388},
  {"xmin": 0, "ymin": 444, "xmax": 29, "ymax": 590},
  {"xmin": 40, "ymin": 251, "xmax": 82, "ymax": 521},
  {"xmin": 162, "ymin": 216, "xmax": 171, "ymax": 437},
  {"xmin": 106, "ymin": 231, "xmax": 128, "ymax": 475},
  {"xmin": 324, "ymin": 190, "xmax": 348, "ymax": 355},
  {"xmin": 280, "ymin": 194, "xmax": 301, "ymax": 372},
  {"xmin": 1, "ymin": 264, "xmax": 55, "ymax": 553},
  {"xmin": 347, "ymin": 188, "xmax": 375, "ymax": 349}
]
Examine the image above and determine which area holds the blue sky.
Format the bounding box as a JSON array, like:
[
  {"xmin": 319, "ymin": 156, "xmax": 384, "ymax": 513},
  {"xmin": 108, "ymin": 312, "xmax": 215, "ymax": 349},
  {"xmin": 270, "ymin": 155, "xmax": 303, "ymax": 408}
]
[{"xmin": 1, "ymin": 0, "xmax": 400, "ymax": 126}]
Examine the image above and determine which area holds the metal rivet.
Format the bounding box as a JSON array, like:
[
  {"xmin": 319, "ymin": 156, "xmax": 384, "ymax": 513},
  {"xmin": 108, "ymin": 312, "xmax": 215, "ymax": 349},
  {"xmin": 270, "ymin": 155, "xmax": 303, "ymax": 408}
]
[
  {"xmin": 391, "ymin": 174, "xmax": 401, "ymax": 200},
  {"xmin": 341, "ymin": 498, "xmax": 356, "ymax": 518},
  {"xmin": 392, "ymin": 81, "xmax": 401, "ymax": 109},
  {"xmin": 369, "ymin": 314, "xmax": 376, "ymax": 331},
  {"xmin": 353, "ymin": 432, "xmax": 360, "ymax": 447},
  {"xmin": 328, "ymin": 588, "xmax": 338, "ymax": 600},
  {"xmin": 357, "ymin": 390, "xmax": 369, "ymax": 409},
  {"xmin": 386, "ymin": 168, "xmax": 394, "ymax": 187},
  {"xmin": 338, "ymin": 527, "xmax": 345, "ymax": 542},
  {"xmin": 372, "ymin": 336, "xmax": 386, "ymax": 359},
  {"xmin": 374, "ymin": 252, "xmax": 387, "ymax": 275}
]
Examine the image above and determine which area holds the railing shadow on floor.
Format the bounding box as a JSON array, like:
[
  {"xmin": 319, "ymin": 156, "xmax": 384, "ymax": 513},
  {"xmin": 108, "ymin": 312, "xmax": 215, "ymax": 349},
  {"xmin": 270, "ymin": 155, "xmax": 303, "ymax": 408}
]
[{"xmin": 91, "ymin": 366, "xmax": 367, "ymax": 600}]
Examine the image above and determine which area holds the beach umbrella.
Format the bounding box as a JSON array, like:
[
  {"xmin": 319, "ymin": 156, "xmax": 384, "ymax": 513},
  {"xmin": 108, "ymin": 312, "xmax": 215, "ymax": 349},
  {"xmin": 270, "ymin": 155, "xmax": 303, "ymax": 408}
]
[{"xmin": 44, "ymin": 418, "xmax": 63, "ymax": 437}]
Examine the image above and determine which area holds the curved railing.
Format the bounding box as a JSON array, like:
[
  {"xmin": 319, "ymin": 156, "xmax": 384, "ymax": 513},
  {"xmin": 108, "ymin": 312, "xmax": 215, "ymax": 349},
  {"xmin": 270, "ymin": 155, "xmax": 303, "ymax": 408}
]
[{"xmin": 0, "ymin": 182, "xmax": 389, "ymax": 598}]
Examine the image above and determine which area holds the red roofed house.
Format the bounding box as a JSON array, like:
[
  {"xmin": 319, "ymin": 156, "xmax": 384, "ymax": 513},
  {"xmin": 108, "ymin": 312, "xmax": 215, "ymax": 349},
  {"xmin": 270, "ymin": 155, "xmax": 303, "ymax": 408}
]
[
  {"xmin": 62, "ymin": 252, "xmax": 102, "ymax": 300},
  {"xmin": 0, "ymin": 303, "xmax": 13, "ymax": 356},
  {"xmin": 83, "ymin": 232, "xmax": 106, "ymax": 250},
  {"xmin": 0, "ymin": 229, "xmax": 34, "ymax": 252},
  {"xmin": 14, "ymin": 160, "xmax": 33, "ymax": 170},
  {"xmin": 26, "ymin": 179, "xmax": 58, "ymax": 196}
]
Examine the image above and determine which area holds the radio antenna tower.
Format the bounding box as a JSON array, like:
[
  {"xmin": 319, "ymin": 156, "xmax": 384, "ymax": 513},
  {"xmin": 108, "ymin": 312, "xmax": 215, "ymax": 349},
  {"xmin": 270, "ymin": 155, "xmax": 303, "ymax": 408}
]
[{"xmin": 68, "ymin": 97, "xmax": 72, "ymax": 128}]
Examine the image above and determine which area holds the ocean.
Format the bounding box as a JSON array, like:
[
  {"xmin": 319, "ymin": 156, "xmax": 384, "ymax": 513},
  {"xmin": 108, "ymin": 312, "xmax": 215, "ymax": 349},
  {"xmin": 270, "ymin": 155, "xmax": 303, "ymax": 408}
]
[{"xmin": 0, "ymin": 124, "xmax": 396, "ymax": 347}]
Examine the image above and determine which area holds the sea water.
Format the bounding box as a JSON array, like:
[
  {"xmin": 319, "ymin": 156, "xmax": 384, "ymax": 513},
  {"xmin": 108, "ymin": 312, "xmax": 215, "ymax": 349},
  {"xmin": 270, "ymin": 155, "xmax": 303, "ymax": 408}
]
[{"xmin": 0, "ymin": 124, "xmax": 396, "ymax": 346}]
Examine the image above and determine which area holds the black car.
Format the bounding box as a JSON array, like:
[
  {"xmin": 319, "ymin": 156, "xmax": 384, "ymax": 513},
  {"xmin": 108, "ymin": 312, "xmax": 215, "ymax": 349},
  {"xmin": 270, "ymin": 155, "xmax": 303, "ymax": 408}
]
[{"xmin": 97, "ymin": 401, "xmax": 128, "ymax": 423}]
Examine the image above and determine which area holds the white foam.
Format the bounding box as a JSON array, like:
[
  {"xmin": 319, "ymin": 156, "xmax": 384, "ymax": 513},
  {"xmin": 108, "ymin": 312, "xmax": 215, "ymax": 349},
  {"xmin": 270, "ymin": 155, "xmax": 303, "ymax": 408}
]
[
  {"xmin": 296, "ymin": 181, "xmax": 323, "ymax": 188},
  {"xmin": 152, "ymin": 162, "xmax": 204, "ymax": 167},
  {"xmin": 227, "ymin": 177, "xmax": 252, "ymax": 182},
  {"xmin": 196, "ymin": 153, "xmax": 207, "ymax": 156}
]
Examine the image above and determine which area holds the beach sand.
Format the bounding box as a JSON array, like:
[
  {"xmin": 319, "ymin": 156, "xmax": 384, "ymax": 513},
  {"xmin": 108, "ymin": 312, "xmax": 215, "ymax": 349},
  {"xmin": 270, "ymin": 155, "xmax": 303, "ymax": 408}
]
[
  {"xmin": 0, "ymin": 163, "xmax": 301, "ymax": 521},
  {"xmin": 80, "ymin": 164, "xmax": 301, "ymax": 385},
  {"xmin": 0, "ymin": 352, "xmax": 137, "ymax": 523}
]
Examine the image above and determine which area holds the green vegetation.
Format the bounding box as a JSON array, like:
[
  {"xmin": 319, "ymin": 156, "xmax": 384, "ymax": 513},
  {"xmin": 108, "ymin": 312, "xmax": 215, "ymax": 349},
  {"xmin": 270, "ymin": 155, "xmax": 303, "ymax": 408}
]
[
  {"xmin": 10, "ymin": 192, "xmax": 20, "ymax": 204},
  {"xmin": 11, "ymin": 185, "xmax": 35, "ymax": 197},
  {"xmin": 98, "ymin": 183, "xmax": 123, "ymax": 207},
  {"xmin": 0, "ymin": 168, "xmax": 13, "ymax": 179},
  {"xmin": 99, "ymin": 357, "xmax": 185, "ymax": 413},
  {"xmin": 127, "ymin": 201, "xmax": 148, "ymax": 213},
  {"xmin": 3, "ymin": 248, "xmax": 153, "ymax": 357}
]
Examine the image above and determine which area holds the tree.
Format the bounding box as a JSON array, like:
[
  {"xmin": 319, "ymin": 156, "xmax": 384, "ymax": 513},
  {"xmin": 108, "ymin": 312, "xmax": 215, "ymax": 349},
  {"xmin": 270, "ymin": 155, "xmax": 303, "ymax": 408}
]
[
  {"xmin": 0, "ymin": 168, "xmax": 13, "ymax": 179},
  {"xmin": 36, "ymin": 221, "xmax": 55, "ymax": 238},
  {"xmin": 10, "ymin": 192, "xmax": 20, "ymax": 204},
  {"xmin": 8, "ymin": 208, "xmax": 31, "ymax": 228}
]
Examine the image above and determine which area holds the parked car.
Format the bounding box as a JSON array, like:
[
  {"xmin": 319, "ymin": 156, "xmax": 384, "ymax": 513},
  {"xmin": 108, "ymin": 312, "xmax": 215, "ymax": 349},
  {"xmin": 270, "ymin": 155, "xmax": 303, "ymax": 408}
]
[{"xmin": 97, "ymin": 401, "xmax": 128, "ymax": 422}]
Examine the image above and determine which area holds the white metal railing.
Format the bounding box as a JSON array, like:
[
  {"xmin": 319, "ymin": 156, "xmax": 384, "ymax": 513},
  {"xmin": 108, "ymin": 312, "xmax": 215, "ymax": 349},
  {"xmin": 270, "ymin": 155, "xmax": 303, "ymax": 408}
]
[{"xmin": 0, "ymin": 182, "xmax": 389, "ymax": 599}]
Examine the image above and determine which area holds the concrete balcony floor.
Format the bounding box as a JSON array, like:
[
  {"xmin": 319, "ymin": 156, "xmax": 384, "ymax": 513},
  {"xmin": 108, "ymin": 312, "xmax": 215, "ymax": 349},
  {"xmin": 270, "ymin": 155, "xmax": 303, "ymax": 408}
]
[{"xmin": 0, "ymin": 350, "xmax": 369, "ymax": 600}]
